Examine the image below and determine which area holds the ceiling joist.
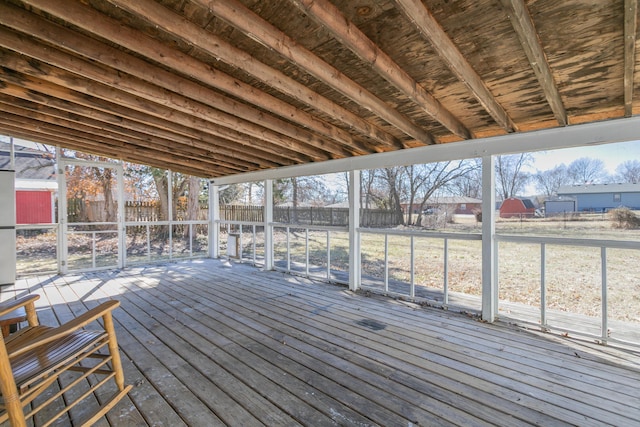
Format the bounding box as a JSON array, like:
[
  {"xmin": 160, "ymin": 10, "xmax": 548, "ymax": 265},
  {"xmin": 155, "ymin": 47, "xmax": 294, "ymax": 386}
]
[
  {"xmin": 196, "ymin": 0, "xmax": 439, "ymax": 144},
  {"xmin": 0, "ymin": 0, "xmax": 633, "ymax": 178},
  {"xmin": 499, "ymin": 0, "xmax": 567, "ymax": 126},
  {"xmin": 624, "ymin": 0, "xmax": 637, "ymax": 117}
]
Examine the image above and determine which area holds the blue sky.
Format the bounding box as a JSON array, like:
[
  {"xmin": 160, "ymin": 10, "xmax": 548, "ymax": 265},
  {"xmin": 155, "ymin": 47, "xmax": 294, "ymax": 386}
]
[{"xmin": 529, "ymin": 140, "xmax": 640, "ymax": 175}]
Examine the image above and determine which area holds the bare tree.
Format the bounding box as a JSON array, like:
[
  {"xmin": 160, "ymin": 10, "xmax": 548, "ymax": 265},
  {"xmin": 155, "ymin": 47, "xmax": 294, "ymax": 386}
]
[
  {"xmin": 378, "ymin": 167, "xmax": 407, "ymax": 224},
  {"xmin": 534, "ymin": 164, "xmax": 568, "ymax": 197},
  {"xmin": 567, "ymin": 157, "xmax": 608, "ymax": 184},
  {"xmin": 496, "ymin": 153, "xmax": 533, "ymax": 200},
  {"xmin": 615, "ymin": 160, "xmax": 640, "ymax": 183},
  {"xmin": 449, "ymin": 158, "xmax": 482, "ymax": 198}
]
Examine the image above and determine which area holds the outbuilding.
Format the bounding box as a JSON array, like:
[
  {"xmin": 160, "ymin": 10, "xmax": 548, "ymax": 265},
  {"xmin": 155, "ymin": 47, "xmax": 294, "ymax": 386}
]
[
  {"xmin": 557, "ymin": 183, "xmax": 640, "ymax": 212},
  {"xmin": 499, "ymin": 197, "xmax": 535, "ymax": 218}
]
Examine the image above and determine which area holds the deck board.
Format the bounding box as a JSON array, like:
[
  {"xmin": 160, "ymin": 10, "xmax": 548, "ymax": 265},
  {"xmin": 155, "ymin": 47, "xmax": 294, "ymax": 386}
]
[{"xmin": 3, "ymin": 259, "xmax": 640, "ymax": 426}]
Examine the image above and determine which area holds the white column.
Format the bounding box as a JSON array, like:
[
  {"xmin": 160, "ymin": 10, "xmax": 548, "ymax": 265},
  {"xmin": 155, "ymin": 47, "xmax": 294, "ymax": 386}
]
[
  {"xmin": 264, "ymin": 179, "xmax": 274, "ymax": 270},
  {"xmin": 348, "ymin": 169, "xmax": 361, "ymax": 291},
  {"xmin": 209, "ymin": 183, "xmax": 219, "ymax": 258},
  {"xmin": 116, "ymin": 161, "xmax": 125, "ymax": 268},
  {"xmin": 481, "ymin": 155, "xmax": 497, "ymax": 322},
  {"xmin": 57, "ymin": 147, "xmax": 68, "ymax": 274},
  {"xmin": 0, "ymin": 169, "xmax": 16, "ymax": 285}
]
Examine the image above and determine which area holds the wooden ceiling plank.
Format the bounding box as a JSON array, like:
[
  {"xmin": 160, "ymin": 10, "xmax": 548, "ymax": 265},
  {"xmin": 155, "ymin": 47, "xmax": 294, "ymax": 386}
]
[
  {"xmin": 0, "ymin": 117, "xmax": 228, "ymax": 176},
  {"xmin": 0, "ymin": 123, "xmax": 213, "ymax": 176},
  {"xmin": 624, "ymin": 0, "xmax": 637, "ymax": 117},
  {"xmin": 0, "ymin": 82, "xmax": 281, "ymax": 169},
  {"xmin": 104, "ymin": 0, "xmax": 403, "ymax": 150},
  {"xmin": 293, "ymin": 0, "xmax": 473, "ymax": 139},
  {"xmin": 0, "ymin": 96, "xmax": 254, "ymax": 172},
  {"xmin": 0, "ymin": 47, "xmax": 315, "ymax": 164},
  {"xmin": 392, "ymin": 0, "xmax": 516, "ymax": 133},
  {"xmin": 0, "ymin": 103, "xmax": 247, "ymax": 174},
  {"xmin": 190, "ymin": 0, "xmax": 436, "ymax": 144},
  {"xmin": 9, "ymin": 1, "xmax": 372, "ymax": 157},
  {"xmin": 0, "ymin": 68, "xmax": 295, "ymax": 167},
  {"xmin": 0, "ymin": 26, "xmax": 330, "ymax": 163},
  {"xmin": 499, "ymin": 0, "xmax": 567, "ymax": 126}
]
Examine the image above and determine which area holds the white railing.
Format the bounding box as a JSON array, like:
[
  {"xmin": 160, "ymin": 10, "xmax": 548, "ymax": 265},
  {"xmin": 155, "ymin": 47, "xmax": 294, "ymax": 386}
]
[
  {"xmin": 16, "ymin": 223, "xmax": 59, "ymax": 275},
  {"xmin": 495, "ymin": 234, "xmax": 640, "ymax": 346},
  {"xmin": 213, "ymin": 218, "xmax": 640, "ymax": 347},
  {"xmin": 216, "ymin": 220, "xmax": 265, "ymax": 266},
  {"xmin": 124, "ymin": 220, "xmax": 209, "ymax": 266},
  {"xmin": 271, "ymin": 223, "xmax": 349, "ymax": 282},
  {"xmin": 358, "ymin": 228, "xmax": 482, "ymax": 306}
]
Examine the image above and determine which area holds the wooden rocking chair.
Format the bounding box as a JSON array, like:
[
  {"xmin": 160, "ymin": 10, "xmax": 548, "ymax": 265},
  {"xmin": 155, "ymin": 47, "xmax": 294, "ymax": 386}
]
[{"xmin": 0, "ymin": 295, "xmax": 132, "ymax": 427}]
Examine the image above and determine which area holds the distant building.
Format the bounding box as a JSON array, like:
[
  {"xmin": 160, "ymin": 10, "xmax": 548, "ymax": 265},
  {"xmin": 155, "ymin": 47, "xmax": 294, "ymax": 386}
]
[
  {"xmin": 544, "ymin": 199, "xmax": 576, "ymax": 216},
  {"xmin": 401, "ymin": 196, "xmax": 482, "ymax": 215},
  {"xmin": 499, "ymin": 197, "xmax": 535, "ymax": 218},
  {"xmin": 557, "ymin": 183, "xmax": 640, "ymax": 212},
  {"xmin": 0, "ymin": 142, "xmax": 57, "ymax": 224}
]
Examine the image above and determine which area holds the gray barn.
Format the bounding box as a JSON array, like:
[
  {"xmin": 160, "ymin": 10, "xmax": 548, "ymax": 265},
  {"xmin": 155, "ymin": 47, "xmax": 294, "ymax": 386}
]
[{"xmin": 557, "ymin": 183, "xmax": 640, "ymax": 212}]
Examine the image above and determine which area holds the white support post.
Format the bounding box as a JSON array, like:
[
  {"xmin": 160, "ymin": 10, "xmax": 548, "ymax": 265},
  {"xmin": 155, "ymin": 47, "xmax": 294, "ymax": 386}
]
[
  {"xmin": 264, "ymin": 179, "xmax": 274, "ymax": 270},
  {"xmin": 56, "ymin": 146, "xmax": 68, "ymax": 274},
  {"xmin": 210, "ymin": 183, "xmax": 220, "ymax": 258},
  {"xmin": 481, "ymin": 155, "xmax": 498, "ymax": 322},
  {"xmin": 168, "ymin": 170, "xmax": 173, "ymax": 259},
  {"xmin": 348, "ymin": 169, "xmax": 361, "ymax": 291},
  {"xmin": 116, "ymin": 161, "xmax": 125, "ymax": 268}
]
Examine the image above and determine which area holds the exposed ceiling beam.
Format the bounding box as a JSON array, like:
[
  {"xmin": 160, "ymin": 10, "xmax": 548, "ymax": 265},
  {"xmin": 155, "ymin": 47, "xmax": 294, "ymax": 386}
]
[
  {"xmin": 0, "ymin": 83, "xmax": 279, "ymax": 169},
  {"xmin": 0, "ymin": 69, "xmax": 293, "ymax": 168},
  {"xmin": 0, "ymin": 6, "xmax": 345, "ymax": 162},
  {"xmin": 499, "ymin": 0, "xmax": 567, "ymax": 126},
  {"xmin": 13, "ymin": 0, "xmax": 378, "ymax": 155},
  {"xmin": 290, "ymin": 0, "xmax": 475, "ymax": 139},
  {"xmin": 0, "ymin": 43, "xmax": 322, "ymax": 164},
  {"xmin": 392, "ymin": 0, "xmax": 517, "ymax": 133},
  {"xmin": 624, "ymin": 0, "xmax": 637, "ymax": 117},
  {"xmin": 191, "ymin": 0, "xmax": 443, "ymax": 144},
  {"xmin": 0, "ymin": 115, "xmax": 230, "ymax": 176},
  {"xmin": 0, "ymin": 125, "xmax": 215, "ymax": 177},
  {"xmin": 101, "ymin": 0, "xmax": 401, "ymax": 154},
  {"xmin": 0, "ymin": 97, "xmax": 255, "ymax": 172}
]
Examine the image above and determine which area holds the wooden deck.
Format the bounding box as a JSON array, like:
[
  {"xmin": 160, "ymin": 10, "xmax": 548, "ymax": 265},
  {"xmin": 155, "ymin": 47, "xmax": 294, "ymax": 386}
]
[{"xmin": 3, "ymin": 259, "xmax": 640, "ymax": 426}]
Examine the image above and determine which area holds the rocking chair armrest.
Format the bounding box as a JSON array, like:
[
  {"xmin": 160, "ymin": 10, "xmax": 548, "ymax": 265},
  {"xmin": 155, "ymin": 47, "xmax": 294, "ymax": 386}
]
[
  {"xmin": 8, "ymin": 300, "xmax": 121, "ymax": 358},
  {"xmin": 0, "ymin": 294, "xmax": 40, "ymax": 323}
]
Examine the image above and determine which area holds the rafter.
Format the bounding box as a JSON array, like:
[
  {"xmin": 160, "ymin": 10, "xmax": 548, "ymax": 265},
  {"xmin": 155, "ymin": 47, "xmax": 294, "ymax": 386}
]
[
  {"xmin": 391, "ymin": 0, "xmax": 516, "ymax": 133},
  {"xmin": 0, "ymin": 116, "xmax": 232, "ymax": 176},
  {"xmin": 188, "ymin": 0, "xmax": 440, "ymax": 144},
  {"xmin": 0, "ymin": 80, "xmax": 284, "ymax": 169},
  {"xmin": 0, "ymin": 15, "xmax": 340, "ymax": 164},
  {"xmin": 10, "ymin": 0, "xmax": 377, "ymax": 156},
  {"xmin": 624, "ymin": 0, "xmax": 637, "ymax": 117},
  {"xmin": 0, "ymin": 97, "xmax": 256, "ymax": 173},
  {"xmin": 103, "ymin": 0, "xmax": 399, "ymax": 152},
  {"xmin": 0, "ymin": 123, "xmax": 213, "ymax": 177},
  {"xmin": 292, "ymin": 0, "xmax": 475, "ymax": 139},
  {"xmin": 0, "ymin": 44, "xmax": 322, "ymax": 164},
  {"xmin": 499, "ymin": 0, "xmax": 567, "ymax": 126}
]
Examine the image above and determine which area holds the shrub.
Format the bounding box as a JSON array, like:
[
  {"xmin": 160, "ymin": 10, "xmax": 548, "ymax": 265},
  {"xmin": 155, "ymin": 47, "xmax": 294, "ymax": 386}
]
[{"xmin": 609, "ymin": 207, "xmax": 640, "ymax": 229}]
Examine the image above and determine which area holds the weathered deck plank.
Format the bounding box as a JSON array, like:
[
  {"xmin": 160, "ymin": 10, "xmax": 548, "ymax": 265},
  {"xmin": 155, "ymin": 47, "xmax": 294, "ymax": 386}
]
[{"xmin": 3, "ymin": 260, "xmax": 639, "ymax": 426}]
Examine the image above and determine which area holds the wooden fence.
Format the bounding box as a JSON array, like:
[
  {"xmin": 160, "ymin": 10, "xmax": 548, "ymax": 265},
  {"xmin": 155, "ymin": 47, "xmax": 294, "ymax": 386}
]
[
  {"xmin": 67, "ymin": 199, "xmax": 208, "ymax": 222},
  {"xmin": 219, "ymin": 205, "xmax": 402, "ymax": 227}
]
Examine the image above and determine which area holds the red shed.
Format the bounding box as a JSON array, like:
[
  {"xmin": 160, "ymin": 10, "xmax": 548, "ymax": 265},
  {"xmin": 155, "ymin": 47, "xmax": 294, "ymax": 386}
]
[
  {"xmin": 499, "ymin": 198, "xmax": 535, "ymax": 219},
  {"xmin": 16, "ymin": 191, "xmax": 53, "ymax": 224}
]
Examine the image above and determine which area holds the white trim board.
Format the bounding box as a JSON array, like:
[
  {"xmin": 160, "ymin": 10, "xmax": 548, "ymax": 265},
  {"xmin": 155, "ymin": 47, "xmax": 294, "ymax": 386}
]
[{"xmin": 211, "ymin": 116, "xmax": 640, "ymax": 185}]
